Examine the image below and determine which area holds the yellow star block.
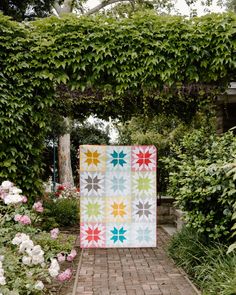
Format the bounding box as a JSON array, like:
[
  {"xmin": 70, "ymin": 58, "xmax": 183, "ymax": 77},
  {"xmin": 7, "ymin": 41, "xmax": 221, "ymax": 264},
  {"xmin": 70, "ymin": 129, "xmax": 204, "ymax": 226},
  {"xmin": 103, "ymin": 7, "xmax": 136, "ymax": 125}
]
[
  {"xmin": 111, "ymin": 202, "xmax": 126, "ymax": 217},
  {"xmin": 85, "ymin": 150, "xmax": 100, "ymax": 166}
]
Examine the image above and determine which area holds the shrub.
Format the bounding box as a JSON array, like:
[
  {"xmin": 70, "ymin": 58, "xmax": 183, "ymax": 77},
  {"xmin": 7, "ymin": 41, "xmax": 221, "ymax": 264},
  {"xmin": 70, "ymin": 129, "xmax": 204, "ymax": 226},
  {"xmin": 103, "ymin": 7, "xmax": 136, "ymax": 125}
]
[
  {"xmin": 227, "ymin": 161, "xmax": 236, "ymax": 254},
  {"xmin": 165, "ymin": 129, "xmax": 236, "ymax": 240},
  {"xmin": 0, "ymin": 180, "xmax": 77, "ymax": 294},
  {"xmin": 42, "ymin": 185, "xmax": 80, "ymax": 230},
  {"xmin": 168, "ymin": 227, "xmax": 236, "ymax": 295}
]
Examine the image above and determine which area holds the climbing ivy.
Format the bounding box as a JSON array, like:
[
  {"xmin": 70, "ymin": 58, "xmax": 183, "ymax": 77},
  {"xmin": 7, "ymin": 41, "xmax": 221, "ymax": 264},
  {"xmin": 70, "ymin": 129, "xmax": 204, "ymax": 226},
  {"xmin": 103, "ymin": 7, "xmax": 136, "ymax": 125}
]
[
  {"xmin": 0, "ymin": 15, "xmax": 54, "ymax": 198},
  {"xmin": 0, "ymin": 12, "xmax": 235, "ymax": 198}
]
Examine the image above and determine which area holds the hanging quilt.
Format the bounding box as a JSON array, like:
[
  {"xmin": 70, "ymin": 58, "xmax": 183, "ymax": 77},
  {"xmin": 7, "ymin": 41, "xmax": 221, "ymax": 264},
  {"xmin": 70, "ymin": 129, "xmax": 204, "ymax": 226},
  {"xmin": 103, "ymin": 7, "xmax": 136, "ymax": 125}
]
[{"xmin": 80, "ymin": 145, "xmax": 157, "ymax": 248}]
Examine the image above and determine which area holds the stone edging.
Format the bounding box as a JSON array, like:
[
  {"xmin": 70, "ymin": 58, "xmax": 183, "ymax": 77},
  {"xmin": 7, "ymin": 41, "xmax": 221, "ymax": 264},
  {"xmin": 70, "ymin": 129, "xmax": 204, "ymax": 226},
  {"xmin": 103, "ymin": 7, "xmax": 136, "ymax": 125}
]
[
  {"xmin": 161, "ymin": 225, "xmax": 202, "ymax": 295},
  {"xmin": 72, "ymin": 248, "xmax": 84, "ymax": 295}
]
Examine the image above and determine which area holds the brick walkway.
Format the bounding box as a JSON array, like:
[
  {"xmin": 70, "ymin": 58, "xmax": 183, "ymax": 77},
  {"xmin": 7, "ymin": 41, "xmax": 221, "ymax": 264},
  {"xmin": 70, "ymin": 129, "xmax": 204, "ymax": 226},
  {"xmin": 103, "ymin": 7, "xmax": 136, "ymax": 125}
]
[{"xmin": 75, "ymin": 228, "xmax": 198, "ymax": 295}]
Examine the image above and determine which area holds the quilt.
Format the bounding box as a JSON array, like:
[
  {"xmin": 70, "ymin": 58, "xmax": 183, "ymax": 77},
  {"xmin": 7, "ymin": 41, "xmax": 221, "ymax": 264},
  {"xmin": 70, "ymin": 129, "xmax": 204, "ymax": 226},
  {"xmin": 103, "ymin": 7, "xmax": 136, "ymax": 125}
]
[{"xmin": 80, "ymin": 145, "xmax": 157, "ymax": 248}]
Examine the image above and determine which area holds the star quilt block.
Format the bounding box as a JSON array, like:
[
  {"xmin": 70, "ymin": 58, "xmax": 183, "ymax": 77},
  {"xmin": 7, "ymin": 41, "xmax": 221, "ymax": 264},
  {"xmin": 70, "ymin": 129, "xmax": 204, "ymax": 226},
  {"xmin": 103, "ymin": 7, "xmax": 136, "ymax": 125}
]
[{"xmin": 80, "ymin": 145, "xmax": 157, "ymax": 248}]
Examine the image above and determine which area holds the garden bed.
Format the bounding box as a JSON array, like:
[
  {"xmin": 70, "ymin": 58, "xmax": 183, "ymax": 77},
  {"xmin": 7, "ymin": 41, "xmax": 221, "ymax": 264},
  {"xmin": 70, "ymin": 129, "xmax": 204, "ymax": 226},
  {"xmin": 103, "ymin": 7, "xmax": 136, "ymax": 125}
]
[
  {"xmin": 168, "ymin": 227, "xmax": 236, "ymax": 295},
  {"xmin": 49, "ymin": 225, "xmax": 80, "ymax": 295}
]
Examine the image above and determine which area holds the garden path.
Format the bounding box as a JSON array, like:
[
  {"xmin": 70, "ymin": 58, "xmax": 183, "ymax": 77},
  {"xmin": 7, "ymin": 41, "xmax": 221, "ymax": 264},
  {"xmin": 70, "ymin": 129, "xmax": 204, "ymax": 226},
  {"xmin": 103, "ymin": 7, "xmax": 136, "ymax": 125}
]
[{"xmin": 73, "ymin": 227, "xmax": 199, "ymax": 295}]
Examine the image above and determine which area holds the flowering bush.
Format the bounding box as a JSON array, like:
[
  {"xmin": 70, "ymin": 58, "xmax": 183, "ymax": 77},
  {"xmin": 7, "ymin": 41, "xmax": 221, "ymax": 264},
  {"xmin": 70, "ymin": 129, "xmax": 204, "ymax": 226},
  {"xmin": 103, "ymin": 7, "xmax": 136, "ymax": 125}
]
[
  {"xmin": 41, "ymin": 184, "xmax": 80, "ymax": 230},
  {"xmin": 0, "ymin": 181, "xmax": 77, "ymax": 294},
  {"xmin": 53, "ymin": 185, "xmax": 80, "ymax": 200}
]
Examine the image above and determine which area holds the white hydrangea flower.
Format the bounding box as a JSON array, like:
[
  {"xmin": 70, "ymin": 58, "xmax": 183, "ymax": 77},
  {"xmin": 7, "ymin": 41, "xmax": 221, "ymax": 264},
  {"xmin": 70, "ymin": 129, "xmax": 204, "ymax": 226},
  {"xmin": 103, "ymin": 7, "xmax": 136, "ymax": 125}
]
[
  {"xmin": 0, "ymin": 261, "xmax": 6, "ymax": 286},
  {"xmin": 30, "ymin": 245, "xmax": 43, "ymax": 256},
  {"xmin": 12, "ymin": 233, "xmax": 30, "ymax": 246},
  {"xmin": 12, "ymin": 233, "xmax": 46, "ymax": 267},
  {"xmin": 34, "ymin": 281, "xmax": 44, "ymax": 290},
  {"xmin": 31, "ymin": 255, "xmax": 44, "ymax": 265},
  {"xmin": 19, "ymin": 240, "xmax": 34, "ymax": 253},
  {"xmin": 48, "ymin": 258, "xmax": 60, "ymax": 277},
  {"xmin": 0, "ymin": 275, "xmax": 6, "ymax": 285},
  {"xmin": 10, "ymin": 187, "xmax": 22, "ymax": 194},
  {"xmin": 1, "ymin": 180, "xmax": 13, "ymax": 190},
  {"xmin": 22, "ymin": 256, "xmax": 32, "ymax": 266},
  {"xmin": 0, "ymin": 256, "xmax": 4, "ymax": 262},
  {"xmin": 4, "ymin": 194, "xmax": 23, "ymax": 205}
]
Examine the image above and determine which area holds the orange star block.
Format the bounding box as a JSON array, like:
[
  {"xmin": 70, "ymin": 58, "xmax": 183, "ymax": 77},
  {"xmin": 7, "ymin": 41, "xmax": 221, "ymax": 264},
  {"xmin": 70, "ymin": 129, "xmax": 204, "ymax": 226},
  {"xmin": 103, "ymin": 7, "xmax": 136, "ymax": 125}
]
[
  {"xmin": 85, "ymin": 150, "xmax": 100, "ymax": 166},
  {"xmin": 111, "ymin": 202, "xmax": 126, "ymax": 217}
]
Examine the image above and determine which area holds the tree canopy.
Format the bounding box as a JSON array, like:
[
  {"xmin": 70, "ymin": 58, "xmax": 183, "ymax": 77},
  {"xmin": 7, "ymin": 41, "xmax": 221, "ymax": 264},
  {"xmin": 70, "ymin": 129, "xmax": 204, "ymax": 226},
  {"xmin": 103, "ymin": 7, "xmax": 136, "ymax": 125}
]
[{"xmin": 0, "ymin": 0, "xmax": 55, "ymax": 21}]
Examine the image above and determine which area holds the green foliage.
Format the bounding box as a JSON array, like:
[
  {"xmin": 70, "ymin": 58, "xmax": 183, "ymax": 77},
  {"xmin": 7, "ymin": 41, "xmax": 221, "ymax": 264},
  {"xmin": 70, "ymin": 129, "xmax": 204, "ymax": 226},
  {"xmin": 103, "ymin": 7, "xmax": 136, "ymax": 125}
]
[
  {"xmin": 0, "ymin": 14, "xmax": 55, "ymax": 199},
  {"xmin": 165, "ymin": 129, "xmax": 236, "ymax": 239},
  {"xmin": 226, "ymin": 0, "xmax": 236, "ymax": 12},
  {"xmin": 0, "ymin": 181, "xmax": 76, "ymax": 294},
  {"xmin": 34, "ymin": 232, "xmax": 76, "ymax": 260},
  {"xmin": 44, "ymin": 198, "xmax": 79, "ymax": 228},
  {"xmin": 42, "ymin": 187, "xmax": 80, "ymax": 230},
  {"xmin": 117, "ymin": 112, "xmax": 215, "ymax": 192},
  {"xmin": 168, "ymin": 227, "xmax": 236, "ymax": 295},
  {"xmin": 34, "ymin": 12, "xmax": 236, "ymax": 119},
  {"xmin": 0, "ymin": 0, "xmax": 54, "ymax": 21},
  {"xmin": 1, "ymin": 12, "xmax": 236, "ymax": 198},
  {"xmin": 226, "ymin": 162, "xmax": 236, "ymax": 253},
  {"xmin": 117, "ymin": 114, "xmax": 188, "ymax": 192}
]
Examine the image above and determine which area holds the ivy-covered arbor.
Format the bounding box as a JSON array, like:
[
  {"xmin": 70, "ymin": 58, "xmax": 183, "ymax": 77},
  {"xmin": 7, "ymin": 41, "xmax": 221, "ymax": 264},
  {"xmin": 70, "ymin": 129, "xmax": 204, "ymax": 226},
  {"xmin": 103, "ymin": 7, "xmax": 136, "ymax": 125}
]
[{"xmin": 0, "ymin": 12, "xmax": 236, "ymax": 198}]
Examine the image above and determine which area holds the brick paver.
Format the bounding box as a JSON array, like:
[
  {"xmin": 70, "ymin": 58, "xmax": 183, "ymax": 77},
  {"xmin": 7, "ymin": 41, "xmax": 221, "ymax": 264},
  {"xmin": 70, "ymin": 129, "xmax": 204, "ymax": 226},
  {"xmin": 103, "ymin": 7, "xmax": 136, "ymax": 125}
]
[{"xmin": 75, "ymin": 228, "xmax": 198, "ymax": 295}]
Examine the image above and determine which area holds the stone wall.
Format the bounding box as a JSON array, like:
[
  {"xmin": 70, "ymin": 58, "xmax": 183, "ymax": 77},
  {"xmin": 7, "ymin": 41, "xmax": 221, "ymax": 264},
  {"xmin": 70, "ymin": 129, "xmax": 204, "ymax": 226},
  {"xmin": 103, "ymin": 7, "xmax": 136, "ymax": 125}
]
[{"xmin": 157, "ymin": 197, "xmax": 175, "ymax": 225}]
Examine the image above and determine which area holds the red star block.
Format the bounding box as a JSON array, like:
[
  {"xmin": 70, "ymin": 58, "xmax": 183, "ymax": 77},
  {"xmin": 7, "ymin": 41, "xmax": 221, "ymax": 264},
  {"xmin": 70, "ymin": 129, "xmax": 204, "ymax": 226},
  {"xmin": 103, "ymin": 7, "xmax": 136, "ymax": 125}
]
[
  {"xmin": 136, "ymin": 151, "xmax": 152, "ymax": 166},
  {"xmin": 86, "ymin": 227, "xmax": 101, "ymax": 242}
]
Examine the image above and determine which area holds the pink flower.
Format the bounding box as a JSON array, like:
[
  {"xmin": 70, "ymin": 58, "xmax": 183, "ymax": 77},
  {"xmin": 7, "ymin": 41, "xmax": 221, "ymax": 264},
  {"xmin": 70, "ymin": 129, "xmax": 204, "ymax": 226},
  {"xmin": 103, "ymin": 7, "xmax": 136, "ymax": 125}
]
[
  {"xmin": 18, "ymin": 215, "xmax": 31, "ymax": 225},
  {"xmin": 57, "ymin": 268, "xmax": 72, "ymax": 282},
  {"xmin": 22, "ymin": 196, "xmax": 28, "ymax": 203},
  {"xmin": 14, "ymin": 214, "xmax": 22, "ymax": 222},
  {"xmin": 50, "ymin": 228, "xmax": 59, "ymax": 239},
  {"xmin": 67, "ymin": 249, "xmax": 77, "ymax": 262},
  {"xmin": 32, "ymin": 201, "xmax": 44, "ymax": 213},
  {"xmin": 57, "ymin": 253, "xmax": 65, "ymax": 263}
]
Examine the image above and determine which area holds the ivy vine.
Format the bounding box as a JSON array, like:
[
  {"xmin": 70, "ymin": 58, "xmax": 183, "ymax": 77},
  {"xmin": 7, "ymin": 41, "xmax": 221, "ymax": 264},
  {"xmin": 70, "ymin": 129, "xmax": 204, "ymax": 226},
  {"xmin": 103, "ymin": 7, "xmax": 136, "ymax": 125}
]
[{"xmin": 0, "ymin": 12, "xmax": 235, "ymax": 198}]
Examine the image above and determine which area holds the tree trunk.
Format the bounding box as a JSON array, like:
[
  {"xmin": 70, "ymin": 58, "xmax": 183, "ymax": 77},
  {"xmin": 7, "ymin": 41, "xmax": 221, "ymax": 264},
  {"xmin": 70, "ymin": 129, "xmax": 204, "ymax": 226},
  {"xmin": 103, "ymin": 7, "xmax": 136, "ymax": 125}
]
[
  {"xmin": 58, "ymin": 118, "xmax": 74, "ymax": 186},
  {"xmin": 56, "ymin": 2, "xmax": 74, "ymax": 187}
]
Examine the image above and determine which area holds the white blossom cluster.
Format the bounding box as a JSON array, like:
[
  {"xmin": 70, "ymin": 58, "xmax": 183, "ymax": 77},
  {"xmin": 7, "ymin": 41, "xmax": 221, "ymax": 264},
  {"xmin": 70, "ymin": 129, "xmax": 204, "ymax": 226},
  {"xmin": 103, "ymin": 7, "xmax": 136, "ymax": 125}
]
[
  {"xmin": 48, "ymin": 258, "xmax": 60, "ymax": 278},
  {"xmin": 12, "ymin": 233, "xmax": 45, "ymax": 266},
  {"xmin": 56, "ymin": 185, "xmax": 79, "ymax": 200},
  {"xmin": 0, "ymin": 180, "xmax": 24, "ymax": 205},
  {"xmin": 34, "ymin": 280, "xmax": 44, "ymax": 290},
  {"xmin": 0, "ymin": 256, "xmax": 6, "ymax": 286}
]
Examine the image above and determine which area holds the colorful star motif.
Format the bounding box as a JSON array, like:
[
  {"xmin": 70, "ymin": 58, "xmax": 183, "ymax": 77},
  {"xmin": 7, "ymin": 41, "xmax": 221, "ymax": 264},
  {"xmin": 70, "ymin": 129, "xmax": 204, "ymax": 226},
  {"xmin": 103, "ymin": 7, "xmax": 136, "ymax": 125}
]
[
  {"xmin": 111, "ymin": 227, "xmax": 127, "ymax": 243},
  {"xmin": 81, "ymin": 223, "xmax": 106, "ymax": 248},
  {"xmin": 110, "ymin": 150, "xmax": 127, "ymax": 167},
  {"xmin": 81, "ymin": 198, "xmax": 105, "ymax": 222},
  {"xmin": 86, "ymin": 227, "xmax": 101, "ymax": 242},
  {"xmin": 137, "ymin": 177, "xmax": 151, "ymax": 191},
  {"xmin": 111, "ymin": 202, "xmax": 126, "ymax": 217},
  {"xmin": 111, "ymin": 176, "xmax": 126, "ymax": 192},
  {"xmin": 85, "ymin": 150, "xmax": 100, "ymax": 166},
  {"xmin": 85, "ymin": 175, "xmax": 101, "ymax": 192},
  {"xmin": 136, "ymin": 201, "xmax": 152, "ymax": 218},
  {"xmin": 136, "ymin": 227, "xmax": 151, "ymax": 243},
  {"xmin": 132, "ymin": 146, "xmax": 156, "ymax": 171},
  {"xmin": 80, "ymin": 145, "xmax": 157, "ymax": 248},
  {"xmin": 132, "ymin": 172, "xmax": 155, "ymax": 197},
  {"xmin": 80, "ymin": 172, "xmax": 104, "ymax": 197},
  {"xmin": 86, "ymin": 202, "xmax": 101, "ymax": 218},
  {"xmin": 136, "ymin": 151, "xmax": 152, "ymax": 166}
]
